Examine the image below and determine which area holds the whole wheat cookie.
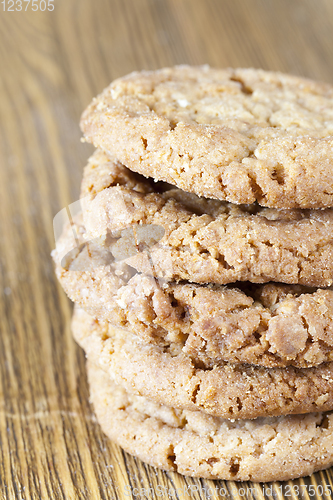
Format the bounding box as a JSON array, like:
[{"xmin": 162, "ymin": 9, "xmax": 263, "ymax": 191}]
[
  {"xmin": 52, "ymin": 217, "xmax": 333, "ymax": 369},
  {"xmin": 80, "ymin": 66, "xmax": 333, "ymax": 209},
  {"xmin": 88, "ymin": 361, "xmax": 333, "ymax": 482},
  {"xmin": 74, "ymin": 307, "xmax": 333, "ymax": 420},
  {"xmin": 81, "ymin": 149, "xmax": 333, "ymax": 287}
]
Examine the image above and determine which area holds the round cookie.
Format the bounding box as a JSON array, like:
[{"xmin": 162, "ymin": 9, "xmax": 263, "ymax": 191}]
[
  {"xmin": 82, "ymin": 149, "xmax": 333, "ymax": 287},
  {"xmin": 80, "ymin": 66, "xmax": 333, "ymax": 209},
  {"xmin": 52, "ymin": 217, "xmax": 333, "ymax": 369},
  {"xmin": 74, "ymin": 307, "xmax": 333, "ymax": 420},
  {"xmin": 87, "ymin": 360, "xmax": 333, "ymax": 482}
]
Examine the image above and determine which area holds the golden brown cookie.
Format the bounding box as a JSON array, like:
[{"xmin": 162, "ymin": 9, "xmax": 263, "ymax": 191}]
[
  {"xmin": 52, "ymin": 217, "xmax": 333, "ymax": 369},
  {"xmin": 80, "ymin": 66, "xmax": 333, "ymax": 209},
  {"xmin": 74, "ymin": 307, "xmax": 333, "ymax": 420},
  {"xmin": 81, "ymin": 149, "xmax": 333, "ymax": 287},
  {"xmin": 87, "ymin": 360, "xmax": 333, "ymax": 482}
]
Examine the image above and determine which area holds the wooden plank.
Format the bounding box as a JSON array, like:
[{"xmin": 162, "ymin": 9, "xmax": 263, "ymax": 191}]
[{"xmin": 1, "ymin": 0, "xmax": 333, "ymax": 498}]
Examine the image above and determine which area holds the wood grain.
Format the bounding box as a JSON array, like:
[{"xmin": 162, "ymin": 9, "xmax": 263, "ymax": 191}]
[{"xmin": 1, "ymin": 0, "xmax": 333, "ymax": 498}]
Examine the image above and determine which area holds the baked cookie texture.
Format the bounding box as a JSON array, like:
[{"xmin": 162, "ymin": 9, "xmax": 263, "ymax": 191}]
[
  {"xmin": 80, "ymin": 66, "xmax": 333, "ymax": 209},
  {"xmin": 73, "ymin": 307, "xmax": 333, "ymax": 420},
  {"xmin": 52, "ymin": 218, "xmax": 333, "ymax": 369},
  {"xmin": 52, "ymin": 66, "xmax": 333, "ymax": 482},
  {"xmin": 81, "ymin": 149, "xmax": 333, "ymax": 287},
  {"xmin": 88, "ymin": 360, "xmax": 333, "ymax": 482}
]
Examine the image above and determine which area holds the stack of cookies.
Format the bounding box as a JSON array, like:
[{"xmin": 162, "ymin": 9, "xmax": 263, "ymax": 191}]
[{"xmin": 53, "ymin": 66, "xmax": 333, "ymax": 482}]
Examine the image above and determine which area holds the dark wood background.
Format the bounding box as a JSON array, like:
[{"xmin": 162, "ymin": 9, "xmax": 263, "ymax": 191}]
[{"xmin": 1, "ymin": 0, "xmax": 333, "ymax": 498}]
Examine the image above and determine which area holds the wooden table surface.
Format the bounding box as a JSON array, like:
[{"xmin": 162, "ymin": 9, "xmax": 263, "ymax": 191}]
[{"xmin": 2, "ymin": 0, "xmax": 333, "ymax": 498}]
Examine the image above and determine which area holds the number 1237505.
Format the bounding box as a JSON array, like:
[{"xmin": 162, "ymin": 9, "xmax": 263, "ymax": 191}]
[{"xmin": 2, "ymin": 0, "xmax": 54, "ymax": 11}]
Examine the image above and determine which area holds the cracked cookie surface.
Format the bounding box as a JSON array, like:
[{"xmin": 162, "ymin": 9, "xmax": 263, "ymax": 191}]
[
  {"xmin": 87, "ymin": 359, "xmax": 333, "ymax": 481},
  {"xmin": 74, "ymin": 307, "xmax": 333, "ymax": 420},
  {"xmin": 81, "ymin": 66, "xmax": 333, "ymax": 209},
  {"xmin": 81, "ymin": 150, "xmax": 333, "ymax": 287},
  {"xmin": 52, "ymin": 217, "xmax": 333, "ymax": 369}
]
